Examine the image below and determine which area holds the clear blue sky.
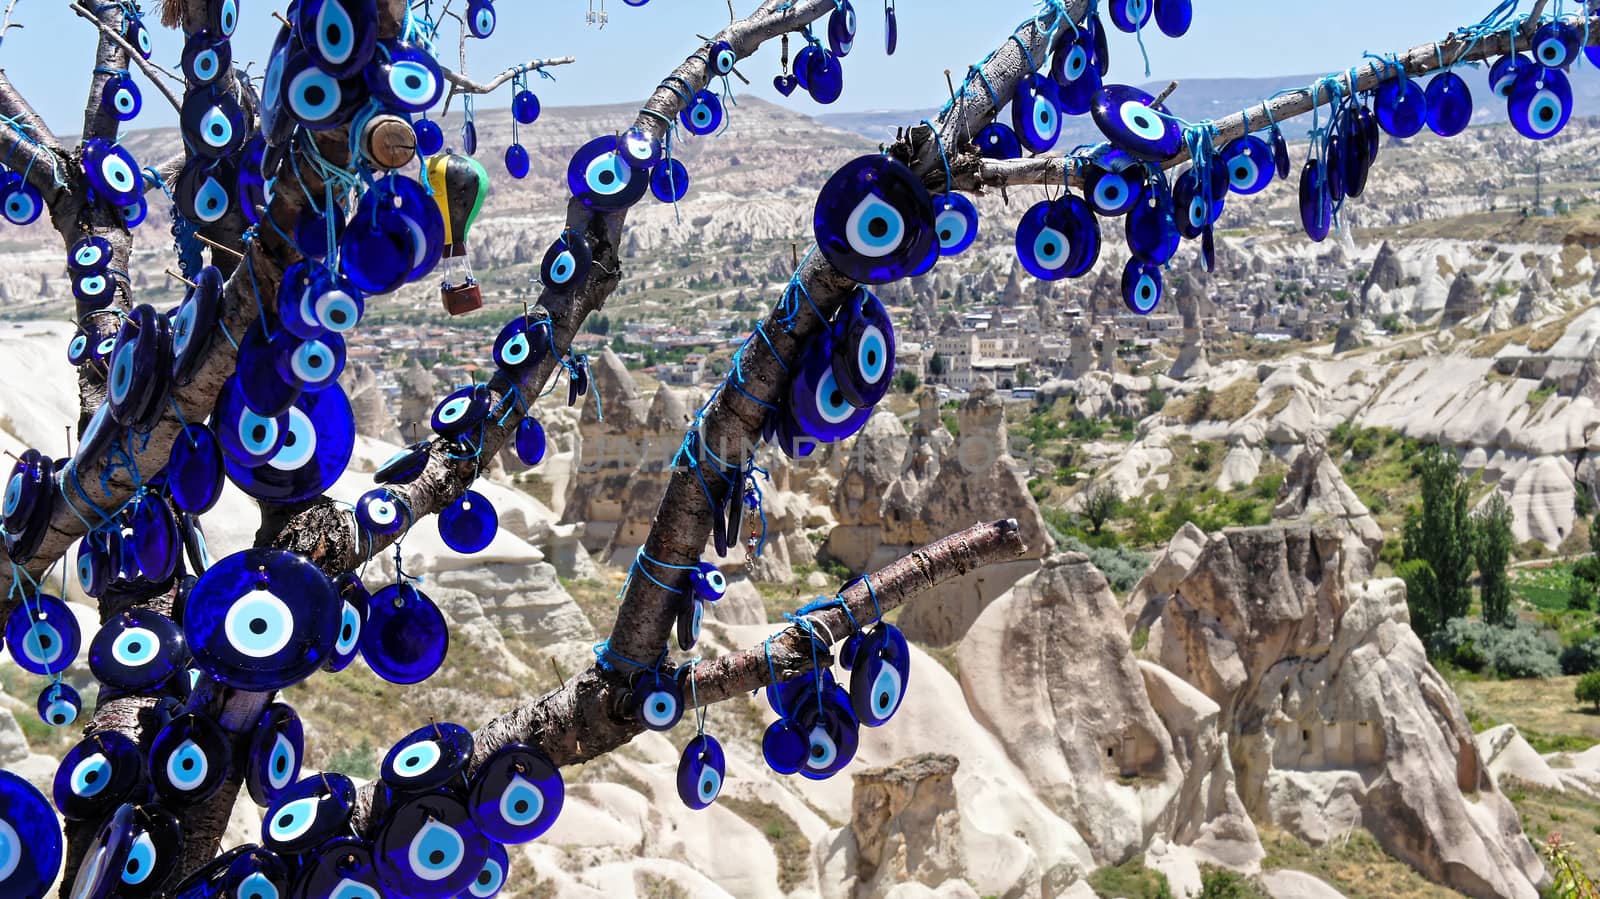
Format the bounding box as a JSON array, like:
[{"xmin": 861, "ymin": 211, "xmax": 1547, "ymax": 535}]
[{"xmin": 0, "ymin": 1, "xmax": 1503, "ymax": 133}]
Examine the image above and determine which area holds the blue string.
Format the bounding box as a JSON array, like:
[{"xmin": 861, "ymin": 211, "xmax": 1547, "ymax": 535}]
[
  {"xmin": 920, "ymin": 119, "xmax": 955, "ymax": 195},
  {"xmin": 592, "ymin": 639, "xmax": 664, "ymax": 674},
  {"xmin": 764, "ymin": 636, "xmax": 787, "ymax": 717}
]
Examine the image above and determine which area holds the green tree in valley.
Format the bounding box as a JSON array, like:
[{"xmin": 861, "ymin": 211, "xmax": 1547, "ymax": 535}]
[
  {"xmin": 1401, "ymin": 446, "xmax": 1474, "ymax": 639},
  {"xmin": 1471, "ymin": 492, "xmax": 1515, "ymax": 626}
]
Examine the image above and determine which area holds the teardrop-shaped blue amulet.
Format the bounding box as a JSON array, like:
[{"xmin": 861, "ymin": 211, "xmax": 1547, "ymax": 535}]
[
  {"xmin": 812, "ymin": 154, "xmax": 936, "ymax": 285},
  {"xmin": 246, "ymin": 702, "xmax": 304, "ymax": 806},
  {"xmin": 1508, "ymin": 64, "xmax": 1572, "ymax": 141},
  {"xmin": 184, "ymin": 547, "xmax": 340, "ymax": 692},
  {"xmin": 466, "ymin": 743, "xmax": 564, "ymax": 844},
  {"xmin": 676, "ymin": 734, "xmax": 726, "ymax": 809},
  {"xmin": 0, "ymin": 769, "xmax": 63, "ymax": 899},
  {"xmin": 515, "ymin": 417, "xmax": 546, "ymax": 465},
  {"xmin": 1122, "ymin": 259, "xmax": 1163, "ymax": 314},
  {"xmin": 373, "ymin": 792, "xmax": 489, "ymax": 898},
  {"xmin": 362, "ymin": 583, "xmax": 449, "ymax": 684},
  {"xmin": 439, "ymin": 490, "xmax": 498, "ymax": 554},
  {"xmin": 1425, "ymin": 72, "xmax": 1473, "ymax": 138}
]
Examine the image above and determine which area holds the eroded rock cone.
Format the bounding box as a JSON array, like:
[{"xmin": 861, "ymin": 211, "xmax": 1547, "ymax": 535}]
[
  {"xmin": 1149, "ymin": 526, "xmax": 1546, "ymax": 899},
  {"xmin": 848, "ymin": 754, "xmax": 967, "ymax": 896},
  {"xmin": 960, "ymin": 553, "xmax": 1260, "ymax": 868},
  {"xmin": 1272, "ymin": 436, "xmax": 1383, "ymax": 581}
]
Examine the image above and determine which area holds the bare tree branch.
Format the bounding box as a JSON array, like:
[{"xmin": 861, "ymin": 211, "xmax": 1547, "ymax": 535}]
[
  {"xmin": 441, "ymin": 56, "xmax": 576, "ymax": 95},
  {"xmin": 69, "ymin": 1, "xmax": 184, "ymax": 115},
  {"xmin": 79, "ymin": 0, "xmax": 130, "ymax": 142},
  {"xmin": 954, "ymin": 11, "xmax": 1600, "ymax": 191},
  {"xmin": 603, "ymin": 0, "xmax": 1081, "ymax": 670},
  {"xmin": 260, "ymin": 0, "xmax": 848, "ymax": 576},
  {"xmin": 346, "ymin": 519, "xmax": 1027, "ymax": 832}
]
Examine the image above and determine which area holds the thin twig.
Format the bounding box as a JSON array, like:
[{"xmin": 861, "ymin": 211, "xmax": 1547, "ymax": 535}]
[
  {"xmin": 68, "ymin": 1, "xmax": 183, "ymax": 113},
  {"xmin": 1152, "ymin": 80, "xmax": 1179, "ymax": 107},
  {"xmin": 0, "ymin": 0, "xmax": 23, "ymax": 44},
  {"xmin": 440, "ymin": 56, "xmax": 577, "ymax": 95}
]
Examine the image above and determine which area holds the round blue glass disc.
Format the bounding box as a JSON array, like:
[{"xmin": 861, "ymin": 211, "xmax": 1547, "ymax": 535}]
[
  {"xmin": 88, "ymin": 608, "xmax": 185, "ymax": 692},
  {"xmin": 438, "ymin": 490, "xmax": 497, "ymax": 554},
  {"xmin": 381, "ymin": 721, "xmax": 474, "ymax": 795},
  {"xmin": 168, "ymin": 424, "xmax": 225, "ymax": 514},
  {"xmin": 5, "ymin": 593, "xmax": 79, "ymax": 676},
  {"xmin": 0, "ymin": 768, "xmax": 62, "ymax": 899},
  {"xmin": 223, "ymin": 385, "xmax": 355, "ymax": 504},
  {"xmin": 361, "ymin": 583, "xmax": 448, "ymax": 685},
  {"xmin": 184, "ymin": 547, "xmax": 340, "ymax": 692}
]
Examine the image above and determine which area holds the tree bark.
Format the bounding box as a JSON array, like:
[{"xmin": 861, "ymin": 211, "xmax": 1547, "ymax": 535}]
[{"xmin": 347, "ymin": 518, "xmax": 1026, "ymax": 832}]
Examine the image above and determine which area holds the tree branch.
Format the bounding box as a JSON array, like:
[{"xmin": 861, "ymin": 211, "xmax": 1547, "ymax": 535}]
[
  {"xmin": 346, "ymin": 518, "xmax": 1027, "ymax": 832},
  {"xmin": 956, "ymin": 11, "xmax": 1600, "ymax": 191},
  {"xmin": 603, "ymin": 0, "xmax": 1081, "ymax": 670},
  {"xmin": 79, "ymin": 0, "xmax": 130, "ymax": 142},
  {"xmin": 441, "ymin": 56, "xmax": 576, "ymax": 95},
  {"xmin": 69, "ymin": 1, "xmax": 184, "ymax": 115},
  {"xmin": 261, "ymin": 0, "xmax": 846, "ymax": 575}
]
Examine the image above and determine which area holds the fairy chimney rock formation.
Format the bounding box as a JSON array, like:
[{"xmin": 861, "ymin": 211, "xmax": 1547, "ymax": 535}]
[
  {"xmin": 1441, "ymin": 272, "xmax": 1484, "ymax": 326},
  {"xmin": 1147, "ymin": 526, "xmax": 1547, "ymax": 899},
  {"xmin": 847, "ymin": 754, "xmax": 968, "ymax": 896}
]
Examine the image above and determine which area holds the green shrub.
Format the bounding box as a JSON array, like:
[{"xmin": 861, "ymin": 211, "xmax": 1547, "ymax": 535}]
[
  {"xmin": 1561, "ymin": 635, "xmax": 1600, "ymax": 676},
  {"xmin": 1060, "ymin": 536, "xmax": 1152, "ymax": 594},
  {"xmin": 1430, "ymin": 618, "xmax": 1560, "ymax": 679},
  {"xmin": 1196, "ymin": 866, "xmax": 1269, "ymax": 899},
  {"xmin": 1146, "ymin": 387, "xmax": 1167, "ymax": 413},
  {"xmin": 1577, "ymin": 672, "xmax": 1600, "ymax": 711}
]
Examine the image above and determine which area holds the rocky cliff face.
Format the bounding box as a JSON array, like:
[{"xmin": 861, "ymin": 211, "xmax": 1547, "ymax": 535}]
[
  {"xmin": 827, "ymin": 382, "xmax": 1053, "ymax": 644},
  {"xmin": 1149, "ymin": 527, "xmax": 1546, "ymax": 899}
]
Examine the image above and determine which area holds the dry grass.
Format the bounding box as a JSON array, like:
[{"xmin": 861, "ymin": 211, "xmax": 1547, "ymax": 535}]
[
  {"xmin": 720, "ymin": 797, "xmax": 812, "ymax": 892},
  {"xmin": 1261, "ymin": 389, "xmax": 1295, "ymax": 418},
  {"xmin": 1452, "ymin": 676, "xmax": 1600, "ymax": 747},
  {"xmin": 1210, "ymin": 378, "xmax": 1263, "ymax": 421},
  {"xmin": 1504, "ymin": 780, "xmax": 1600, "ymax": 876},
  {"xmin": 1259, "ymin": 828, "xmax": 1457, "ymax": 899}
]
